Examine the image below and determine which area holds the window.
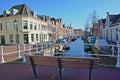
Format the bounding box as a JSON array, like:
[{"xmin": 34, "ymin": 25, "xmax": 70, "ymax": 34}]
[
  {"xmin": 31, "ymin": 34, "xmax": 34, "ymax": 42},
  {"xmin": 48, "ymin": 24, "xmax": 51, "ymax": 30},
  {"xmin": 23, "ymin": 34, "xmax": 28, "ymax": 44},
  {"xmin": 9, "ymin": 34, "xmax": 13, "ymax": 43},
  {"xmin": 0, "ymin": 23, "xmax": 2, "ymax": 31},
  {"xmin": 34, "ymin": 22, "xmax": 37, "ymax": 30},
  {"xmin": 41, "ymin": 25, "xmax": 47, "ymax": 31},
  {"xmin": 106, "ymin": 29, "xmax": 108, "ymax": 40},
  {"xmin": 6, "ymin": 22, "xmax": 10, "ymax": 30},
  {"xmin": 38, "ymin": 24, "xmax": 40, "ymax": 30},
  {"xmin": 36, "ymin": 34, "xmax": 38, "ymax": 41},
  {"xmin": 116, "ymin": 28, "xmax": 118, "ymax": 40},
  {"xmin": 13, "ymin": 20, "xmax": 18, "ymax": 31},
  {"xmin": 23, "ymin": 20, "xmax": 28, "ymax": 29},
  {"xmin": 30, "ymin": 21, "xmax": 33, "ymax": 30},
  {"xmin": 111, "ymin": 29, "xmax": 112, "ymax": 40}
]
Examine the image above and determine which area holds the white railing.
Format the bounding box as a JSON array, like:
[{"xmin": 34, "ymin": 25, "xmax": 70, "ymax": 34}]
[
  {"xmin": 0, "ymin": 41, "xmax": 120, "ymax": 67},
  {"xmin": 0, "ymin": 42, "xmax": 50, "ymax": 64}
]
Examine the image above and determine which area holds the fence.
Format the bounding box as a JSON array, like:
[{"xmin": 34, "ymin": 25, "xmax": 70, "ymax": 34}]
[
  {"xmin": 0, "ymin": 41, "xmax": 120, "ymax": 67},
  {"xmin": 0, "ymin": 42, "xmax": 51, "ymax": 63}
]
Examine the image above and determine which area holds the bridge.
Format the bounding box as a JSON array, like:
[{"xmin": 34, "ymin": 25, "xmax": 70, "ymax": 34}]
[{"xmin": 0, "ymin": 38, "xmax": 120, "ymax": 67}]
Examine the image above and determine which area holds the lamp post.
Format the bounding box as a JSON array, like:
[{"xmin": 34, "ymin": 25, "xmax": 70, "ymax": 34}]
[{"xmin": 14, "ymin": 19, "xmax": 19, "ymax": 55}]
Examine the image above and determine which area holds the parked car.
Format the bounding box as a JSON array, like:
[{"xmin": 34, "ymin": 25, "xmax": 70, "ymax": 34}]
[
  {"xmin": 84, "ymin": 45, "xmax": 91, "ymax": 52},
  {"xmin": 63, "ymin": 44, "xmax": 70, "ymax": 50},
  {"xmin": 56, "ymin": 39, "xmax": 67, "ymax": 43}
]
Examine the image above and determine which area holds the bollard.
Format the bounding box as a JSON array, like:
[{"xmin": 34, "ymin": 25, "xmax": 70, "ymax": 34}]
[
  {"xmin": 116, "ymin": 42, "xmax": 120, "ymax": 67},
  {"xmin": 1, "ymin": 46, "xmax": 5, "ymax": 63},
  {"xmin": 18, "ymin": 45, "xmax": 21, "ymax": 58},
  {"xmin": 23, "ymin": 44, "xmax": 26, "ymax": 62}
]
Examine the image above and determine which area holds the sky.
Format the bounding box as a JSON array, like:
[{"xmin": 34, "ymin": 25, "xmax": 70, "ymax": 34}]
[{"xmin": 0, "ymin": 0, "xmax": 120, "ymax": 29}]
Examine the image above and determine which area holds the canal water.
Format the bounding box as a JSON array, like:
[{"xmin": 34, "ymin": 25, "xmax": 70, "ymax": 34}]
[{"xmin": 63, "ymin": 38, "xmax": 92, "ymax": 58}]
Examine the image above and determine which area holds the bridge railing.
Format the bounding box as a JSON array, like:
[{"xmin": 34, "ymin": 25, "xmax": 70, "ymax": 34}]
[{"xmin": 0, "ymin": 41, "xmax": 120, "ymax": 67}]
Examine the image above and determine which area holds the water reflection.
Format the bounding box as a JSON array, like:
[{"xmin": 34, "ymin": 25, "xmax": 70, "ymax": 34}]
[{"xmin": 60, "ymin": 38, "xmax": 93, "ymax": 58}]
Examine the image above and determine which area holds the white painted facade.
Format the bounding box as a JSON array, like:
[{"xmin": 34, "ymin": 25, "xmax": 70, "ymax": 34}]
[{"xmin": 101, "ymin": 13, "xmax": 120, "ymax": 42}]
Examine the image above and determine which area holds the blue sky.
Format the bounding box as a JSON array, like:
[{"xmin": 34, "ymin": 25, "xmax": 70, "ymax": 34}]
[{"xmin": 0, "ymin": 0, "xmax": 120, "ymax": 29}]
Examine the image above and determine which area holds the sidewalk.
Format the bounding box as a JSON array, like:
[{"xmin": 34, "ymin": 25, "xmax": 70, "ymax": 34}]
[{"xmin": 0, "ymin": 62, "xmax": 120, "ymax": 80}]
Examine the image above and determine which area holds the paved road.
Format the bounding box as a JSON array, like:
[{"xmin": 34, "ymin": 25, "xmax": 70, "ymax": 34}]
[{"xmin": 0, "ymin": 63, "xmax": 120, "ymax": 80}]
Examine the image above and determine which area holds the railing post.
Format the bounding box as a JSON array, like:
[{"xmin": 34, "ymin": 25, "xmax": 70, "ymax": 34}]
[
  {"xmin": 116, "ymin": 42, "xmax": 120, "ymax": 67},
  {"xmin": 23, "ymin": 44, "xmax": 26, "ymax": 62},
  {"xmin": 50, "ymin": 41, "xmax": 53, "ymax": 56},
  {"xmin": 112, "ymin": 45, "xmax": 114, "ymax": 56},
  {"xmin": 29, "ymin": 44, "xmax": 31, "ymax": 55},
  {"xmin": 82, "ymin": 41, "xmax": 84, "ymax": 57},
  {"xmin": 42, "ymin": 43, "xmax": 44, "ymax": 52},
  {"xmin": 18, "ymin": 44, "xmax": 21, "ymax": 58},
  {"xmin": 1, "ymin": 46, "xmax": 5, "ymax": 63},
  {"xmin": 36, "ymin": 43, "xmax": 38, "ymax": 53},
  {"xmin": 46, "ymin": 43, "xmax": 48, "ymax": 50}
]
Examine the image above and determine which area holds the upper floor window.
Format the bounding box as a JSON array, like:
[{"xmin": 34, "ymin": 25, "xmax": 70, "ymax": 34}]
[
  {"xmin": 6, "ymin": 22, "xmax": 10, "ymax": 30},
  {"xmin": 34, "ymin": 22, "xmax": 37, "ymax": 30},
  {"xmin": 48, "ymin": 24, "xmax": 51, "ymax": 30},
  {"xmin": 0, "ymin": 23, "xmax": 2, "ymax": 31},
  {"xmin": 38, "ymin": 23, "xmax": 40, "ymax": 30},
  {"xmin": 41, "ymin": 24, "xmax": 47, "ymax": 31},
  {"xmin": 116, "ymin": 28, "xmax": 118, "ymax": 40},
  {"xmin": 30, "ymin": 21, "xmax": 33, "ymax": 30},
  {"xmin": 23, "ymin": 20, "xmax": 28, "ymax": 29}
]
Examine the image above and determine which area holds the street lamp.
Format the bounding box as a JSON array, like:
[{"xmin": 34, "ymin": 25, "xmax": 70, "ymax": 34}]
[{"xmin": 14, "ymin": 19, "xmax": 19, "ymax": 54}]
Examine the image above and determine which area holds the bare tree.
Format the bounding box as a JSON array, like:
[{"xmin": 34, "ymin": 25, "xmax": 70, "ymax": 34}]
[
  {"xmin": 85, "ymin": 10, "xmax": 98, "ymax": 36},
  {"xmin": 84, "ymin": 19, "xmax": 90, "ymax": 37},
  {"xmin": 88, "ymin": 10, "xmax": 98, "ymax": 26}
]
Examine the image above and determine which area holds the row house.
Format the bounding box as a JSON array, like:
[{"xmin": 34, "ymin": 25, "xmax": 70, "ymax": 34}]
[
  {"xmin": 74, "ymin": 29, "xmax": 83, "ymax": 37},
  {"xmin": 0, "ymin": 4, "xmax": 74, "ymax": 45},
  {"xmin": 0, "ymin": 4, "xmax": 51, "ymax": 44},
  {"xmin": 100, "ymin": 12, "xmax": 120, "ymax": 42}
]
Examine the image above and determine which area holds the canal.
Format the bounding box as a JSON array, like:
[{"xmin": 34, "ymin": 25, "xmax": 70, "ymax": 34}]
[{"xmin": 61, "ymin": 38, "xmax": 93, "ymax": 58}]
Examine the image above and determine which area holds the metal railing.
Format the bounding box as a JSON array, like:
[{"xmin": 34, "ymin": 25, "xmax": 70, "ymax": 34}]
[{"xmin": 0, "ymin": 41, "xmax": 120, "ymax": 67}]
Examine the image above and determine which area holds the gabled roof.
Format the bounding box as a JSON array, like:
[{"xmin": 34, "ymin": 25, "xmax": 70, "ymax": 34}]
[
  {"xmin": 101, "ymin": 19, "xmax": 106, "ymax": 24},
  {"xmin": 109, "ymin": 14, "xmax": 120, "ymax": 24},
  {"xmin": 11, "ymin": 4, "xmax": 33, "ymax": 16}
]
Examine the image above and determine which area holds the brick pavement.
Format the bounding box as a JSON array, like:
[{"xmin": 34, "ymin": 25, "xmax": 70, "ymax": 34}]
[{"xmin": 0, "ymin": 62, "xmax": 120, "ymax": 80}]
